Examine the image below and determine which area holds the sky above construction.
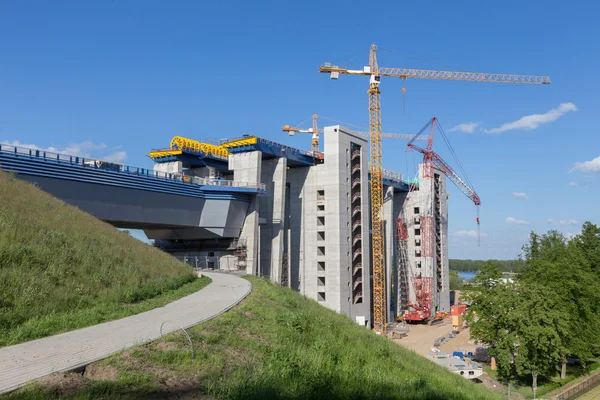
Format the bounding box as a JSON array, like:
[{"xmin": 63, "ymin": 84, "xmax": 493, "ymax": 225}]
[{"xmin": 1, "ymin": 1, "xmax": 598, "ymax": 260}]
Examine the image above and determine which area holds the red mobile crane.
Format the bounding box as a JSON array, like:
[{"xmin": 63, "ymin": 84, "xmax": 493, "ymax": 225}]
[{"xmin": 397, "ymin": 117, "xmax": 480, "ymax": 324}]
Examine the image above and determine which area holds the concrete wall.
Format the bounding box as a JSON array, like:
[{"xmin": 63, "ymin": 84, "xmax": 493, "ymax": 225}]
[
  {"xmin": 229, "ymin": 151, "xmax": 262, "ymax": 275},
  {"xmin": 399, "ymin": 164, "xmax": 450, "ymax": 314},
  {"xmin": 154, "ymin": 161, "xmax": 182, "ymax": 175},
  {"xmin": 437, "ymin": 169, "xmax": 450, "ymax": 312},
  {"xmin": 317, "ymin": 126, "xmax": 371, "ymax": 325},
  {"xmin": 258, "ymin": 157, "xmax": 287, "ymax": 282}
]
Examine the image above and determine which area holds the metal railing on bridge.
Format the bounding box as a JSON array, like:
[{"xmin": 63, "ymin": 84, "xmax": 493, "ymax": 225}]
[{"xmin": 0, "ymin": 144, "xmax": 266, "ymax": 191}]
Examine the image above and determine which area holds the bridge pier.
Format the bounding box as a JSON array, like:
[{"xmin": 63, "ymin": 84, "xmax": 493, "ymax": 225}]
[
  {"xmin": 259, "ymin": 157, "xmax": 287, "ymax": 284},
  {"xmin": 229, "ymin": 151, "xmax": 262, "ymax": 275}
]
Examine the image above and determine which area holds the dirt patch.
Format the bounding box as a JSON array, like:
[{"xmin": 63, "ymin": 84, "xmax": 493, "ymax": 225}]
[
  {"xmin": 84, "ymin": 364, "xmax": 119, "ymax": 381},
  {"xmin": 38, "ymin": 373, "xmax": 87, "ymax": 397},
  {"xmin": 157, "ymin": 341, "xmax": 184, "ymax": 351},
  {"xmin": 244, "ymin": 311, "xmax": 257, "ymax": 320}
]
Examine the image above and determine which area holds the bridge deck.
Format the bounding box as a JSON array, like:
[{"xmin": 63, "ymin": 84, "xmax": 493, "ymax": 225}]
[
  {"xmin": 0, "ymin": 272, "xmax": 251, "ymax": 394},
  {"xmin": 0, "ymin": 144, "xmax": 266, "ymax": 197}
]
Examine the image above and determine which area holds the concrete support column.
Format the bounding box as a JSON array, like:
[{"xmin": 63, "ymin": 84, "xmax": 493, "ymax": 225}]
[
  {"xmin": 383, "ymin": 186, "xmax": 395, "ymax": 322},
  {"xmin": 229, "ymin": 151, "xmax": 262, "ymax": 275},
  {"xmin": 270, "ymin": 157, "xmax": 287, "ymax": 283}
]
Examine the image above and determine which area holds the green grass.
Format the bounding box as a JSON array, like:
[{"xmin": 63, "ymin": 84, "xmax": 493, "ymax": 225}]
[
  {"xmin": 7, "ymin": 277, "xmax": 503, "ymax": 400},
  {"xmin": 0, "ymin": 171, "xmax": 210, "ymax": 346},
  {"xmin": 484, "ymin": 358, "xmax": 600, "ymax": 399}
]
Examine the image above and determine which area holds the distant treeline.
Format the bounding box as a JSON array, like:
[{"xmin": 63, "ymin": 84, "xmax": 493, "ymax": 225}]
[{"xmin": 449, "ymin": 259, "xmax": 525, "ymax": 272}]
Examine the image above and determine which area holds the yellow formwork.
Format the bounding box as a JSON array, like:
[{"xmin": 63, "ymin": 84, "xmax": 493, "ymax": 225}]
[
  {"xmin": 220, "ymin": 136, "xmax": 258, "ymax": 149},
  {"xmin": 149, "ymin": 149, "xmax": 183, "ymax": 159},
  {"xmin": 170, "ymin": 136, "xmax": 229, "ymax": 158},
  {"xmin": 150, "ymin": 135, "xmax": 263, "ymax": 161}
]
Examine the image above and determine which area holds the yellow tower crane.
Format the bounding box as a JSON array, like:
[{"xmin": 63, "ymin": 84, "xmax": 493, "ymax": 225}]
[
  {"xmin": 319, "ymin": 44, "xmax": 550, "ymax": 335},
  {"xmin": 282, "ymin": 114, "xmax": 427, "ymax": 153}
]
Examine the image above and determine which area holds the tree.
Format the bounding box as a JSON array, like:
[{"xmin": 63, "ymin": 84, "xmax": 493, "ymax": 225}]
[
  {"xmin": 510, "ymin": 282, "xmax": 569, "ymax": 398},
  {"xmin": 520, "ymin": 228, "xmax": 600, "ymax": 379},
  {"xmin": 449, "ymin": 270, "xmax": 465, "ymax": 291},
  {"xmin": 573, "ymin": 222, "xmax": 600, "ymax": 276},
  {"xmin": 463, "ymin": 262, "xmax": 520, "ymax": 384}
]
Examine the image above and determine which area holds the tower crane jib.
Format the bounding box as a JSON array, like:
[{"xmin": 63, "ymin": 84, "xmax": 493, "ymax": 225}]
[{"xmin": 319, "ymin": 44, "xmax": 550, "ymax": 335}]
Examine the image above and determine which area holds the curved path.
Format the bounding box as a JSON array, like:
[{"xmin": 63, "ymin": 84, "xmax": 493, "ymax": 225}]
[{"xmin": 0, "ymin": 272, "xmax": 251, "ymax": 394}]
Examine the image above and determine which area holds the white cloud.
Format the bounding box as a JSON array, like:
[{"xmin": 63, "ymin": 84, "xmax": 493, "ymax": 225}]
[
  {"xmin": 547, "ymin": 219, "xmax": 580, "ymax": 226},
  {"xmin": 566, "ymin": 232, "xmax": 579, "ymax": 240},
  {"xmin": 103, "ymin": 151, "xmax": 128, "ymax": 163},
  {"xmin": 455, "ymin": 230, "xmax": 488, "ymax": 238},
  {"xmin": 1, "ymin": 140, "xmax": 126, "ymax": 163},
  {"xmin": 512, "ymin": 192, "xmax": 528, "ymax": 199},
  {"xmin": 568, "ymin": 181, "xmax": 578, "ymax": 187},
  {"xmin": 62, "ymin": 140, "xmax": 107, "ymax": 156},
  {"xmin": 484, "ymin": 102, "xmax": 577, "ymax": 134},
  {"xmin": 449, "ymin": 122, "xmax": 481, "ymax": 133},
  {"xmin": 506, "ymin": 217, "xmax": 529, "ymax": 225},
  {"xmin": 570, "ymin": 156, "xmax": 600, "ymax": 173}
]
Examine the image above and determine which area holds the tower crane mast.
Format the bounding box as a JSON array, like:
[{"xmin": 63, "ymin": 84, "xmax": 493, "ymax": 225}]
[{"xmin": 319, "ymin": 44, "xmax": 550, "ymax": 335}]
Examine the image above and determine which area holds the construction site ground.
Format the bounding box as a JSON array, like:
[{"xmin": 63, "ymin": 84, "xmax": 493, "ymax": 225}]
[
  {"xmin": 393, "ymin": 319, "xmax": 477, "ymax": 357},
  {"xmin": 394, "ymin": 320, "xmax": 523, "ymax": 398}
]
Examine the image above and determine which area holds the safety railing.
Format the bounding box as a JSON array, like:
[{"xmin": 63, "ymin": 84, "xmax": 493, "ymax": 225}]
[
  {"xmin": 0, "ymin": 144, "xmax": 266, "ymax": 191},
  {"xmin": 382, "ymin": 168, "xmax": 404, "ymax": 183},
  {"xmin": 555, "ymin": 370, "xmax": 600, "ymax": 400}
]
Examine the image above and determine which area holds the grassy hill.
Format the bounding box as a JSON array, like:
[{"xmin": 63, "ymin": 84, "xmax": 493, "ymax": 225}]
[
  {"xmin": 8, "ymin": 277, "xmax": 501, "ymax": 400},
  {"xmin": 0, "ymin": 171, "xmax": 209, "ymax": 346}
]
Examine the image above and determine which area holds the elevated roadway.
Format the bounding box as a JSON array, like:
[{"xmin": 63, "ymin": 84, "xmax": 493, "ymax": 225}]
[{"xmin": 0, "ymin": 144, "xmax": 266, "ymax": 240}]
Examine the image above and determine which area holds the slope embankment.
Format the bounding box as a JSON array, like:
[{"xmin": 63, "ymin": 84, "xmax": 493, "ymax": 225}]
[
  {"xmin": 6, "ymin": 276, "xmax": 502, "ymax": 400},
  {"xmin": 0, "ymin": 171, "xmax": 209, "ymax": 346}
]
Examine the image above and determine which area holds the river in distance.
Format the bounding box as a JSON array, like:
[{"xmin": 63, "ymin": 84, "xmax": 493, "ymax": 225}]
[{"xmin": 457, "ymin": 271, "xmax": 477, "ymax": 281}]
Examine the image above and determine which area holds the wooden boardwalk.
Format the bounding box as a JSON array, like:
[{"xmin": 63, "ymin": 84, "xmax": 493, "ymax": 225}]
[{"xmin": 0, "ymin": 272, "xmax": 251, "ymax": 394}]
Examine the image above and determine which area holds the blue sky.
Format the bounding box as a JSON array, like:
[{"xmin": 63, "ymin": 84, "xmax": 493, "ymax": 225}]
[{"xmin": 1, "ymin": 1, "xmax": 598, "ymax": 260}]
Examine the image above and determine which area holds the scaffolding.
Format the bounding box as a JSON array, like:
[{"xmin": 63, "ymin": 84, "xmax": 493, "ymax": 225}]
[{"xmin": 233, "ymin": 238, "xmax": 247, "ymax": 271}]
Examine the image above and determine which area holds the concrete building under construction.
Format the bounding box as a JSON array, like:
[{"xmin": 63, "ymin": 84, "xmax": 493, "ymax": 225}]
[{"xmin": 149, "ymin": 126, "xmax": 450, "ymax": 327}]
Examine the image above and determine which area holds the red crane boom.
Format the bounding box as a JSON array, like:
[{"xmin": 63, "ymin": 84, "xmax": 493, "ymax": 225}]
[{"xmin": 407, "ymin": 117, "xmax": 481, "ymax": 244}]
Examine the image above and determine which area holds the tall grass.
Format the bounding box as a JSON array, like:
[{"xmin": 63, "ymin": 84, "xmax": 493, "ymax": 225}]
[
  {"xmin": 8, "ymin": 277, "xmax": 502, "ymax": 399},
  {"xmin": 0, "ymin": 171, "xmax": 205, "ymax": 346}
]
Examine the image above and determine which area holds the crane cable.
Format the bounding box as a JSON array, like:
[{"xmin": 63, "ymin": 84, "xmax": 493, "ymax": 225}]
[{"xmin": 436, "ymin": 121, "xmax": 475, "ymax": 191}]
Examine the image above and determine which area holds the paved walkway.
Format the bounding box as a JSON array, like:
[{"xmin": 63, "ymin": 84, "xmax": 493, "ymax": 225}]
[{"xmin": 0, "ymin": 272, "xmax": 251, "ymax": 394}]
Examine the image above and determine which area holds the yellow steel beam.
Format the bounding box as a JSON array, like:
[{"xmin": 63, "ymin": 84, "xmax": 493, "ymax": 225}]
[
  {"xmin": 149, "ymin": 149, "xmax": 183, "ymax": 158},
  {"xmin": 220, "ymin": 136, "xmax": 258, "ymax": 148}
]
